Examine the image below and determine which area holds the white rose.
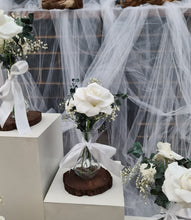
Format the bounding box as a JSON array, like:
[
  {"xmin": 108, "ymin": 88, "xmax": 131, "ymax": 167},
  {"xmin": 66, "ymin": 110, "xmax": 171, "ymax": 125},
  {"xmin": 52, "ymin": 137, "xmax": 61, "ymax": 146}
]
[
  {"xmin": 0, "ymin": 10, "xmax": 23, "ymax": 39},
  {"xmin": 65, "ymin": 98, "xmax": 75, "ymax": 114},
  {"xmin": 73, "ymin": 82, "xmax": 114, "ymax": 117},
  {"xmin": 162, "ymin": 162, "xmax": 191, "ymax": 203},
  {"xmin": 0, "ymin": 216, "xmax": 5, "ymax": 220},
  {"xmin": 154, "ymin": 142, "xmax": 183, "ymax": 161},
  {"xmin": 140, "ymin": 163, "xmax": 156, "ymax": 183}
]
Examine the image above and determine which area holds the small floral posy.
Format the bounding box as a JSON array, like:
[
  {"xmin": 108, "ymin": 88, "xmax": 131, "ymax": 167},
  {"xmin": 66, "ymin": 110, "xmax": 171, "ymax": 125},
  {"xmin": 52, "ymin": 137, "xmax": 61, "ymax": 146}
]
[
  {"xmin": 122, "ymin": 141, "xmax": 191, "ymax": 212},
  {"xmin": 65, "ymin": 78, "xmax": 127, "ymax": 141}
]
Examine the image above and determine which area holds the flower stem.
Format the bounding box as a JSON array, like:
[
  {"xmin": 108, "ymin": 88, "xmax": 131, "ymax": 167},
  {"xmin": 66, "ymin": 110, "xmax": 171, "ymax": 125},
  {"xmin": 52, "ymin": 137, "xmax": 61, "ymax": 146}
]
[{"xmin": 164, "ymin": 158, "xmax": 168, "ymax": 170}]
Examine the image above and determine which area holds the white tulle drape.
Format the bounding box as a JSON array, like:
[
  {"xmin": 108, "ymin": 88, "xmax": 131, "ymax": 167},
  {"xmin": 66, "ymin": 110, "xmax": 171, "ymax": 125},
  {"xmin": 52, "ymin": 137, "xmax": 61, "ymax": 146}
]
[{"xmin": 1, "ymin": 0, "xmax": 191, "ymax": 216}]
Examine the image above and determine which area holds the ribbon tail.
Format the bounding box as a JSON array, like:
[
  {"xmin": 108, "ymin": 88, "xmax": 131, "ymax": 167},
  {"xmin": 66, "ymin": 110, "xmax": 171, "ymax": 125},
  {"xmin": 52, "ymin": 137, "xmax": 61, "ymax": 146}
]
[
  {"xmin": 0, "ymin": 80, "xmax": 13, "ymax": 128},
  {"xmin": 12, "ymin": 79, "xmax": 31, "ymax": 134},
  {"xmin": 151, "ymin": 214, "xmax": 165, "ymax": 220},
  {"xmin": 176, "ymin": 208, "xmax": 191, "ymax": 220},
  {"xmin": 0, "ymin": 98, "xmax": 13, "ymax": 128},
  {"xmin": 89, "ymin": 144, "xmax": 123, "ymax": 177}
]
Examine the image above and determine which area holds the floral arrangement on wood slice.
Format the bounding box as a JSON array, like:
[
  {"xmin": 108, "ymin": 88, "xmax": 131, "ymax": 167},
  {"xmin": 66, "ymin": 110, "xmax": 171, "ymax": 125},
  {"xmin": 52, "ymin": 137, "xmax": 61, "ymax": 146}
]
[
  {"xmin": 122, "ymin": 141, "xmax": 191, "ymax": 219},
  {"xmin": 0, "ymin": 10, "xmax": 47, "ymax": 134},
  {"xmin": 62, "ymin": 78, "xmax": 127, "ymax": 180}
]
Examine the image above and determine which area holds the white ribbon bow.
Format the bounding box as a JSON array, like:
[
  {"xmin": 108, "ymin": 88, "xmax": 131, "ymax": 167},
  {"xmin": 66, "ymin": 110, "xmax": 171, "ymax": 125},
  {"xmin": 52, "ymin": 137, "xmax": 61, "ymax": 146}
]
[
  {"xmin": 59, "ymin": 139, "xmax": 123, "ymax": 177},
  {"xmin": 0, "ymin": 61, "xmax": 31, "ymax": 134},
  {"xmin": 152, "ymin": 204, "xmax": 191, "ymax": 220}
]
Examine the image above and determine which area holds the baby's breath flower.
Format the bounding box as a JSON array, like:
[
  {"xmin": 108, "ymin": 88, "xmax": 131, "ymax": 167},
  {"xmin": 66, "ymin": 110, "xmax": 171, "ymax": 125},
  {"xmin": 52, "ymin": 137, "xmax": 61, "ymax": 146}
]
[{"xmin": 88, "ymin": 78, "xmax": 102, "ymax": 85}]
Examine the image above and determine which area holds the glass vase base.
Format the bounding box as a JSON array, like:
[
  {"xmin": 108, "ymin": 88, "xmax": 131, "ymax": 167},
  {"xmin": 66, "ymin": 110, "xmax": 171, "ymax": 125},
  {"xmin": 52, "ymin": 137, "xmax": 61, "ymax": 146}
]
[
  {"xmin": 74, "ymin": 165, "xmax": 100, "ymax": 180},
  {"xmin": 63, "ymin": 167, "xmax": 112, "ymax": 196},
  {"xmin": 73, "ymin": 146, "xmax": 100, "ymax": 180}
]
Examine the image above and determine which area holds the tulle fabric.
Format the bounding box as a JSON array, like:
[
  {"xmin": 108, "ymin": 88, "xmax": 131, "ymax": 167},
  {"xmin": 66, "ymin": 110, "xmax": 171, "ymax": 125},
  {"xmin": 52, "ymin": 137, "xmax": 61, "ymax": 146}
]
[{"xmin": 1, "ymin": 0, "xmax": 191, "ymax": 216}]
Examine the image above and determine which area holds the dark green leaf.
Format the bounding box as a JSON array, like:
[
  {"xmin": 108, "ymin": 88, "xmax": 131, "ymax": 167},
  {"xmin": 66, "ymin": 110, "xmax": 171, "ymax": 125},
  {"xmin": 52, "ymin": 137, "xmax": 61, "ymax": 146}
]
[
  {"xmin": 21, "ymin": 18, "xmax": 31, "ymax": 24},
  {"xmin": 122, "ymin": 94, "xmax": 128, "ymax": 99},
  {"xmin": 150, "ymin": 153, "xmax": 155, "ymax": 160},
  {"xmin": 115, "ymin": 99, "xmax": 121, "ymax": 106},
  {"xmin": 28, "ymin": 13, "xmax": 34, "ymax": 23},
  {"xmin": 127, "ymin": 142, "xmax": 143, "ymax": 158},
  {"xmin": 23, "ymin": 25, "xmax": 33, "ymax": 33},
  {"xmin": 145, "ymin": 163, "xmax": 151, "ymax": 169}
]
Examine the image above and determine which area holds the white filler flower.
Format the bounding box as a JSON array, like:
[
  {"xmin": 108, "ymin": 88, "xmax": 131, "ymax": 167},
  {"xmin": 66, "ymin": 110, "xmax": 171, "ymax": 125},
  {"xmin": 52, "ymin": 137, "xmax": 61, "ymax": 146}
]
[
  {"xmin": 140, "ymin": 163, "xmax": 156, "ymax": 183},
  {"xmin": 0, "ymin": 10, "xmax": 22, "ymax": 39},
  {"xmin": 154, "ymin": 142, "xmax": 183, "ymax": 161},
  {"xmin": 65, "ymin": 98, "xmax": 75, "ymax": 114},
  {"xmin": 162, "ymin": 162, "xmax": 191, "ymax": 203},
  {"xmin": 73, "ymin": 82, "xmax": 114, "ymax": 117}
]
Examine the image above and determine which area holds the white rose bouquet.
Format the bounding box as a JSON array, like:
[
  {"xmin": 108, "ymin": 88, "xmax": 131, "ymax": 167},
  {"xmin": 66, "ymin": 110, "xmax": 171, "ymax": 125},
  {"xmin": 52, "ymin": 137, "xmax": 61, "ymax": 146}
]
[
  {"xmin": 122, "ymin": 142, "xmax": 191, "ymax": 210},
  {"xmin": 63, "ymin": 78, "xmax": 127, "ymax": 179},
  {"xmin": 65, "ymin": 79, "xmax": 127, "ymax": 142}
]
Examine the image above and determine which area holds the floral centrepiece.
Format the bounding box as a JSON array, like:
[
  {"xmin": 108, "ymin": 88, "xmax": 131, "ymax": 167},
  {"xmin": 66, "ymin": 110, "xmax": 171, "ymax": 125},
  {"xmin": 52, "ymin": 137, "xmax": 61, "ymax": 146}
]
[
  {"xmin": 122, "ymin": 141, "xmax": 191, "ymax": 218},
  {"xmin": 64, "ymin": 79, "xmax": 127, "ymax": 179},
  {"xmin": 0, "ymin": 11, "xmax": 47, "ymax": 134},
  {"xmin": 0, "ymin": 11, "xmax": 47, "ymax": 71}
]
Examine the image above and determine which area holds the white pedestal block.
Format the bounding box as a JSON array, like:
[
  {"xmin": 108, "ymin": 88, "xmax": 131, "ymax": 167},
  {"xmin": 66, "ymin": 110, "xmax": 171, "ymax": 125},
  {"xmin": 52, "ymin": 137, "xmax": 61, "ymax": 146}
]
[
  {"xmin": 0, "ymin": 113, "xmax": 63, "ymax": 220},
  {"xmin": 44, "ymin": 165, "xmax": 124, "ymax": 220}
]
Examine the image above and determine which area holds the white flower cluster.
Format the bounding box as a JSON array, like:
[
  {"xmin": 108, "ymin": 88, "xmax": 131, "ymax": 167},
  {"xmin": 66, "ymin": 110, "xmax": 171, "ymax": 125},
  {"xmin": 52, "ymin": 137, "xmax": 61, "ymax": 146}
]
[
  {"xmin": 0, "ymin": 11, "xmax": 48, "ymax": 61},
  {"xmin": 154, "ymin": 142, "xmax": 183, "ymax": 161},
  {"xmin": 123, "ymin": 142, "xmax": 185, "ymax": 204},
  {"xmin": 0, "ymin": 10, "xmax": 22, "ymax": 40}
]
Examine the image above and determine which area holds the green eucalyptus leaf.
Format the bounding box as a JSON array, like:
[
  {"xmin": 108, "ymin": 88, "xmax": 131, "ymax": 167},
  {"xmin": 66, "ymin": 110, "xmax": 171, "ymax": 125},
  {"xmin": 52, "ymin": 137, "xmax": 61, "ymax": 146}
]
[
  {"xmin": 154, "ymin": 192, "xmax": 169, "ymax": 209},
  {"xmin": 122, "ymin": 94, "xmax": 128, "ymax": 99},
  {"xmin": 150, "ymin": 153, "xmax": 155, "ymax": 160},
  {"xmin": 127, "ymin": 142, "xmax": 143, "ymax": 158}
]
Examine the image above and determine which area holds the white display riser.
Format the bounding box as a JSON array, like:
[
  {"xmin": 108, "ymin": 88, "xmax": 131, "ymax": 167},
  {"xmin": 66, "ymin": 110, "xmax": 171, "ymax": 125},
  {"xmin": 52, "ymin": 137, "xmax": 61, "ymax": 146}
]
[
  {"xmin": 44, "ymin": 165, "xmax": 124, "ymax": 220},
  {"xmin": 0, "ymin": 113, "xmax": 63, "ymax": 220}
]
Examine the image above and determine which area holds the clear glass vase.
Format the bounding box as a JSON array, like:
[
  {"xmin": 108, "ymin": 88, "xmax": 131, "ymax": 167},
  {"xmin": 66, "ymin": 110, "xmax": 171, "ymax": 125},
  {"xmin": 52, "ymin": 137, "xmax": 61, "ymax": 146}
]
[
  {"xmin": 74, "ymin": 146, "xmax": 100, "ymax": 179},
  {"xmin": 73, "ymin": 131, "xmax": 100, "ymax": 179}
]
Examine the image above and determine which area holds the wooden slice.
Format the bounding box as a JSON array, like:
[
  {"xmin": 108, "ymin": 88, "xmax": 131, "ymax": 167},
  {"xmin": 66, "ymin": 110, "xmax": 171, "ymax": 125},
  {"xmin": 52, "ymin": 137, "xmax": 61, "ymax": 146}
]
[
  {"xmin": 42, "ymin": 0, "xmax": 83, "ymax": 10},
  {"xmin": 0, "ymin": 111, "xmax": 42, "ymax": 131},
  {"xmin": 63, "ymin": 167, "xmax": 112, "ymax": 196}
]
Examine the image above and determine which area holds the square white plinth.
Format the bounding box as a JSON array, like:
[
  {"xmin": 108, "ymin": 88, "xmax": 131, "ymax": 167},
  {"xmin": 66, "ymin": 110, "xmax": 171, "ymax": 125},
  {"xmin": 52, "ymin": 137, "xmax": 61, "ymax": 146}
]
[
  {"xmin": 0, "ymin": 113, "xmax": 63, "ymax": 220},
  {"xmin": 44, "ymin": 165, "xmax": 124, "ymax": 220}
]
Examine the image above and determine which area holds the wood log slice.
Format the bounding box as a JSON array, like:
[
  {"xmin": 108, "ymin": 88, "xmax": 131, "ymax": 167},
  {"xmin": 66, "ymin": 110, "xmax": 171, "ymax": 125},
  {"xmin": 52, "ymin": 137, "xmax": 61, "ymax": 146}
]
[
  {"xmin": 0, "ymin": 111, "xmax": 42, "ymax": 131},
  {"xmin": 63, "ymin": 167, "xmax": 112, "ymax": 196},
  {"xmin": 116, "ymin": 0, "xmax": 176, "ymax": 7},
  {"xmin": 42, "ymin": 0, "xmax": 83, "ymax": 10}
]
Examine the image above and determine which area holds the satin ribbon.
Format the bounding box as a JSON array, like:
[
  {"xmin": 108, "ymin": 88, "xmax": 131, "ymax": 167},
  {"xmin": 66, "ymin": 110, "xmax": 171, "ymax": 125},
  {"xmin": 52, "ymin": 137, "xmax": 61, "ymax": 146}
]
[
  {"xmin": 59, "ymin": 138, "xmax": 123, "ymax": 177},
  {"xmin": 151, "ymin": 204, "xmax": 191, "ymax": 220},
  {"xmin": 0, "ymin": 61, "xmax": 31, "ymax": 134}
]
